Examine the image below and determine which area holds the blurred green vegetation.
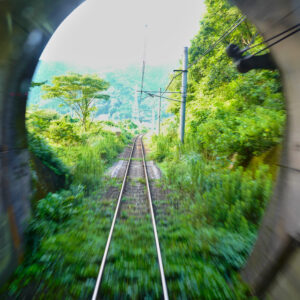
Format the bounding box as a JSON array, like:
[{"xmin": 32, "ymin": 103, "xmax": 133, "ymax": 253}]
[
  {"xmin": 101, "ymin": 216, "xmax": 162, "ymax": 299},
  {"xmin": 26, "ymin": 108, "xmax": 133, "ymax": 193},
  {"xmin": 145, "ymin": 0, "xmax": 285, "ymax": 298},
  {"xmin": 6, "ymin": 188, "xmax": 114, "ymax": 299},
  {"xmin": 148, "ymin": 136, "xmax": 270, "ymax": 298},
  {"xmin": 3, "ymin": 0, "xmax": 287, "ymax": 298},
  {"xmin": 165, "ymin": 0, "xmax": 285, "ymax": 163},
  {"xmin": 2, "ymin": 107, "xmax": 135, "ymax": 298}
]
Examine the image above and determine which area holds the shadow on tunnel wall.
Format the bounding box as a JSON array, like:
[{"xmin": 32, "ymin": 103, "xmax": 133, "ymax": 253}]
[
  {"xmin": 0, "ymin": 0, "xmax": 84, "ymax": 286},
  {"xmin": 234, "ymin": 0, "xmax": 300, "ymax": 298},
  {"xmin": 0, "ymin": 0, "xmax": 299, "ymax": 298}
]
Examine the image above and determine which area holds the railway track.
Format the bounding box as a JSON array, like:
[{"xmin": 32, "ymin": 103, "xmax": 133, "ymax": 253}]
[{"xmin": 92, "ymin": 135, "xmax": 169, "ymax": 300}]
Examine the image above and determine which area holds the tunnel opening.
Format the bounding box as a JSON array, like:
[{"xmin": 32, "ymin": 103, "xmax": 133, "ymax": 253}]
[{"xmin": 0, "ymin": 0, "xmax": 299, "ymax": 298}]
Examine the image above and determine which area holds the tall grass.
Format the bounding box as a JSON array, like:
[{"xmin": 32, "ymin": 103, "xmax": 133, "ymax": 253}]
[
  {"xmin": 1, "ymin": 113, "xmax": 136, "ymax": 298},
  {"xmin": 150, "ymin": 134, "xmax": 272, "ymax": 233},
  {"xmin": 5, "ymin": 187, "xmax": 114, "ymax": 299},
  {"xmin": 147, "ymin": 133, "xmax": 273, "ymax": 298},
  {"xmin": 160, "ymin": 152, "xmax": 272, "ymax": 232},
  {"xmin": 60, "ymin": 133, "xmax": 125, "ymax": 192}
]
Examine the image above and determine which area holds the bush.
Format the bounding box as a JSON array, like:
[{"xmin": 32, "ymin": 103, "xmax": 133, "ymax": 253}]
[
  {"xmin": 6, "ymin": 186, "xmax": 112, "ymax": 299},
  {"xmin": 28, "ymin": 132, "xmax": 69, "ymax": 176},
  {"xmin": 27, "ymin": 110, "xmax": 132, "ymax": 193},
  {"xmin": 149, "ymin": 133, "xmax": 273, "ymax": 298}
]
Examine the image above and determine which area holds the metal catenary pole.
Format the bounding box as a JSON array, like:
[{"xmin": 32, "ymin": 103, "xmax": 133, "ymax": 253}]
[
  {"xmin": 152, "ymin": 98, "xmax": 155, "ymax": 132},
  {"xmin": 157, "ymin": 88, "xmax": 162, "ymax": 135},
  {"xmin": 180, "ymin": 47, "xmax": 188, "ymax": 143}
]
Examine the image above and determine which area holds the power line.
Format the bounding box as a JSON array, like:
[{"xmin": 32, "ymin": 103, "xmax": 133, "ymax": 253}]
[
  {"xmin": 188, "ymin": 16, "xmax": 246, "ymax": 69},
  {"xmin": 145, "ymin": 92, "xmax": 182, "ymax": 103},
  {"xmin": 240, "ymin": 23, "xmax": 300, "ymax": 54},
  {"xmin": 139, "ymin": 25, "xmax": 148, "ymax": 105},
  {"xmin": 138, "ymin": 90, "xmax": 183, "ymax": 94},
  {"xmin": 253, "ymin": 27, "xmax": 300, "ymax": 56},
  {"xmin": 161, "ymin": 71, "xmax": 182, "ymax": 97},
  {"xmin": 141, "ymin": 15, "xmax": 299, "ymax": 126},
  {"xmin": 155, "ymin": 16, "xmax": 246, "ymax": 100}
]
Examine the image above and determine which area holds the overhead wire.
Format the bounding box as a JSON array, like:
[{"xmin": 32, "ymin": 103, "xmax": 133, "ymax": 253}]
[
  {"xmin": 141, "ymin": 16, "xmax": 300, "ymax": 111},
  {"xmin": 144, "ymin": 15, "xmax": 247, "ymax": 109},
  {"xmin": 153, "ymin": 15, "xmax": 247, "ymax": 103},
  {"xmin": 161, "ymin": 71, "xmax": 182, "ymax": 97},
  {"xmin": 140, "ymin": 15, "xmax": 299, "ymax": 118},
  {"xmin": 253, "ymin": 27, "xmax": 300, "ymax": 56},
  {"xmin": 145, "ymin": 92, "xmax": 182, "ymax": 103},
  {"xmin": 240, "ymin": 23, "xmax": 300, "ymax": 54},
  {"xmin": 188, "ymin": 16, "xmax": 247, "ymax": 69},
  {"xmin": 141, "ymin": 17, "xmax": 299, "ymax": 103},
  {"xmin": 140, "ymin": 91, "xmax": 183, "ymax": 94}
]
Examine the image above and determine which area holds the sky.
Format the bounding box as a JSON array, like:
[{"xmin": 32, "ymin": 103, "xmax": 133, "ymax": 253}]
[{"xmin": 41, "ymin": 0, "xmax": 206, "ymax": 71}]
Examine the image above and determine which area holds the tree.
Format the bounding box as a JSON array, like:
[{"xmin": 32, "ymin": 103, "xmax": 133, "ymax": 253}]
[
  {"xmin": 165, "ymin": 0, "xmax": 284, "ymax": 165},
  {"xmin": 42, "ymin": 73, "xmax": 110, "ymax": 130}
]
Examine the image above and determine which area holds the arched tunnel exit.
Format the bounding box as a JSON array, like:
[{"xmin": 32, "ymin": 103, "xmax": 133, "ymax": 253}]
[
  {"xmin": 0, "ymin": 0, "xmax": 300, "ymax": 298},
  {"xmin": 0, "ymin": 0, "xmax": 84, "ymax": 285}
]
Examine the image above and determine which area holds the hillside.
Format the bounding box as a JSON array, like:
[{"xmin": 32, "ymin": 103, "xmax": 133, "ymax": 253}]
[{"xmin": 28, "ymin": 60, "xmax": 172, "ymax": 125}]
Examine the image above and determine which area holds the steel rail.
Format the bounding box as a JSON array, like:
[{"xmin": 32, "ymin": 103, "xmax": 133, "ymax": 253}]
[
  {"xmin": 91, "ymin": 136, "xmax": 137, "ymax": 300},
  {"xmin": 141, "ymin": 136, "xmax": 169, "ymax": 300}
]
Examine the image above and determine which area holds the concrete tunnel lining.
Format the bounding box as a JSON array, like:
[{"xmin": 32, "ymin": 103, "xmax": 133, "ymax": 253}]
[
  {"xmin": 232, "ymin": 0, "xmax": 300, "ymax": 297},
  {"xmin": 0, "ymin": 0, "xmax": 299, "ymax": 296},
  {"xmin": 0, "ymin": 0, "xmax": 84, "ymax": 285}
]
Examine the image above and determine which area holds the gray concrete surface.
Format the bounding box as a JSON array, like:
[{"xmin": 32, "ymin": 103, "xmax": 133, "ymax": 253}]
[
  {"xmin": 234, "ymin": 0, "xmax": 300, "ymax": 297},
  {"xmin": 0, "ymin": 0, "xmax": 84, "ymax": 286}
]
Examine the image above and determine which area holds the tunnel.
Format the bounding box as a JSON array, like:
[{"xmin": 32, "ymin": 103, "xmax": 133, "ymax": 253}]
[{"xmin": 0, "ymin": 0, "xmax": 299, "ymax": 297}]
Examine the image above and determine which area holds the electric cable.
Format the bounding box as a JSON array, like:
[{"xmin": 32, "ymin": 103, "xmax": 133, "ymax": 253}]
[
  {"xmin": 188, "ymin": 16, "xmax": 247, "ymax": 69},
  {"xmin": 252, "ymin": 27, "xmax": 300, "ymax": 56},
  {"xmin": 157, "ymin": 16, "xmax": 246, "ymax": 98},
  {"xmin": 240, "ymin": 23, "xmax": 300, "ymax": 54},
  {"xmin": 145, "ymin": 92, "xmax": 182, "ymax": 103},
  {"xmin": 161, "ymin": 72, "xmax": 182, "ymax": 97}
]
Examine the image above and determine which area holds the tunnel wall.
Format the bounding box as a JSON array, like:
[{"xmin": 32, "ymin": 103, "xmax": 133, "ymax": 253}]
[
  {"xmin": 0, "ymin": 0, "xmax": 83, "ymax": 286},
  {"xmin": 233, "ymin": 0, "xmax": 300, "ymax": 297}
]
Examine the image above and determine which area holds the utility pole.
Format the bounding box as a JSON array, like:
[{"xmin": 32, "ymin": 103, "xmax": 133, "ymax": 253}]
[
  {"xmin": 152, "ymin": 98, "xmax": 155, "ymax": 132},
  {"xmin": 157, "ymin": 88, "xmax": 162, "ymax": 135},
  {"xmin": 133, "ymin": 85, "xmax": 140, "ymax": 124},
  {"xmin": 180, "ymin": 47, "xmax": 188, "ymax": 143},
  {"xmin": 138, "ymin": 24, "xmax": 148, "ymax": 124}
]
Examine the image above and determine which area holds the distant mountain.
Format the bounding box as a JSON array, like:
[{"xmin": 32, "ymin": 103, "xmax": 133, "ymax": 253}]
[{"xmin": 28, "ymin": 60, "xmax": 173, "ymax": 124}]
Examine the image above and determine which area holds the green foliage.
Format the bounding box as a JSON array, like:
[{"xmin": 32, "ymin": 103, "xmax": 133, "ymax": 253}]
[
  {"xmin": 150, "ymin": 133, "xmax": 178, "ymax": 162},
  {"xmin": 42, "ymin": 73, "xmax": 110, "ymax": 130},
  {"xmin": 151, "ymin": 133, "xmax": 272, "ymax": 231},
  {"xmin": 101, "ymin": 217, "xmax": 162, "ymax": 298},
  {"xmin": 27, "ymin": 132, "xmax": 68, "ymax": 176},
  {"xmin": 29, "ymin": 61, "xmax": 172, "ymax": 123},
  {"xmin": 146, "ymin": 1, "xmax": 285, "ymax": 297},
  {"xmin": 4, "ymin": 109, "xmax": 134, "ymax": 298},
  {"xmin": 26, "ymin": 108, "xmax": 60, "ymax": 135},
  {"xmin": 27, "ymin": 108, "xmax": 132, "ymax": 192},
  {"xmin": 7, "ymin": 187, "xmax": 112, "ymax": 299},
  {"xmin": 148, "ymin": 133, "xmax": 270, "ymax": 298},
  {"xmin": 157, "ymin": 217, "xmax": 255, "ymax": 299},
  {"xmin": 31, "ymin": 81, "xmax": 47, "ymax": 87},
  {"xmin": 166, "ymin": 153, "xmax": 271, "ymax": 232},
  {"xmin": 167, "ymin": 0, "xmax": 285, "ymax": 165},
  {"xmin": 65, "ymin": 133, "xmax": 125, "ymax": 191}
]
